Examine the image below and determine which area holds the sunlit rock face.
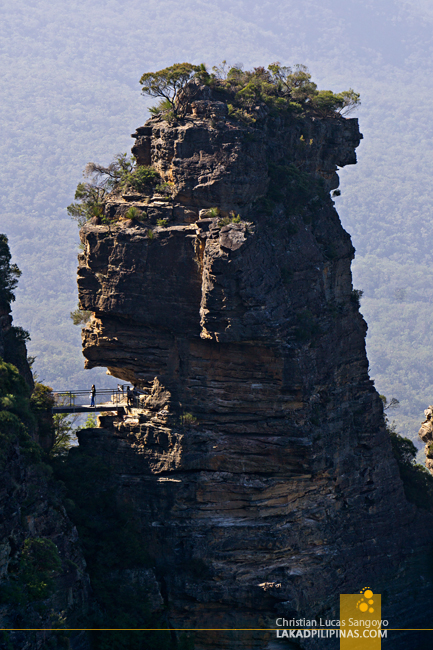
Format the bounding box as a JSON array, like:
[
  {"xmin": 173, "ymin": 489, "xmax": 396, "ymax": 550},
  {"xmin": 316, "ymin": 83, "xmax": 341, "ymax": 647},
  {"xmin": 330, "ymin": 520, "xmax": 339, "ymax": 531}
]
[{"xmin": 76, "ymin": 87, "xmax": 433, "ymax": 649}]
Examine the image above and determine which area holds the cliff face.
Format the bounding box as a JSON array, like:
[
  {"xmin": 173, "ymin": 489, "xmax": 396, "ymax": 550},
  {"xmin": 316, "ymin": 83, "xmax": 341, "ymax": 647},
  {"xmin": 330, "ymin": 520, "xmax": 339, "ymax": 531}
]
[
  {"xmin": 419, "ymin": 406, "xmax": 433, "ymax": 473},
  {"xmin": 0, "ymin": 445, "xmax": 90, "ymax": 644},
  {"xmin": 0, "ymin": 236, "xmax": 90, "ymax": 649},
  {"xmin": 76, "ymin": 91, "xmax": 433, "ymax": 647}
]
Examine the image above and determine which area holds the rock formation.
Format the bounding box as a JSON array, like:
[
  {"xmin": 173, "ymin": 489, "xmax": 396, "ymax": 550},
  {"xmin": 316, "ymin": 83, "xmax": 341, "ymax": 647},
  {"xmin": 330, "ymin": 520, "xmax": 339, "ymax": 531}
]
[
  {"xmin": 419, "ymin": 406, "xmax": 433, "ymax": 474},
  {"xmin": 0, "ymin": 236, "xmax": 90, "ymax": 649},
  {"xmin": 75, "ymin": 84, "xmax": 433, "ymax": 648}
]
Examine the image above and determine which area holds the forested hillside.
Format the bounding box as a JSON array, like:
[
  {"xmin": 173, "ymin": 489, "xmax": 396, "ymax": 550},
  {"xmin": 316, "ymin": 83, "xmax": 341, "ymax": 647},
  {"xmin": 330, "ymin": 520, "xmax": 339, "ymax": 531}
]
[{"xmin": 2, "ymin": 0, "xmax": 433, "ymax": 446}]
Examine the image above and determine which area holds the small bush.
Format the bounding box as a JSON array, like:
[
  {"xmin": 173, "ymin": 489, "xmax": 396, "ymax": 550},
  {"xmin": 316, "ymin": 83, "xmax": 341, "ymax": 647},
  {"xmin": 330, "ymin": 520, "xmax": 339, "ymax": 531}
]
[
  {"xmin": 124, "ymin": 206, "xmax": 144, "ymax": 221},
  {"xmin": 8, "ymin": 326, "xmax": 30, "ymax": 343},
  {"xmin": 218, "ymin": 217, "xmax": 230, "ymax": 226},
  {"xmin": 70, "ymin": 305, "xmax": 92, "ymax": 326},
  {"xmin": 149, "ymin": 98, "xmax": 173, "ymax": 116},
  {"xmin": 125, "ymin": 166, "xmax": 159, "ymax": 192},
  {"xmin": 155, "ymin": 182, "xmax": 174, "ymax": 199},
  {"xmin": 350, "ymin": 289, "xmax": 364, "ymax": 307},
  {"xmin": 218, "ymin": 212, "xmax": 241, "ymax": 227},
  {"xmin": 182, "ymin": 412, "xmax": 198, "ymax": 426},
  {"xmin": 68, "ymin": 156, "xmax": 160, "ymax": 229},
  {"xmin": 157, "ymin": 218, "xmax": 168, "ymax": 227}
]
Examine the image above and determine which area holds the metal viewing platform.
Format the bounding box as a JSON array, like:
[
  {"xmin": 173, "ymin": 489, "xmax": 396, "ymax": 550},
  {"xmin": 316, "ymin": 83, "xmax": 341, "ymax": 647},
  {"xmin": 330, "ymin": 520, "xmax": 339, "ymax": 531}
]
[{"xmin": 52, "ymin": 385, "xmax": 133, "ymax": 414}]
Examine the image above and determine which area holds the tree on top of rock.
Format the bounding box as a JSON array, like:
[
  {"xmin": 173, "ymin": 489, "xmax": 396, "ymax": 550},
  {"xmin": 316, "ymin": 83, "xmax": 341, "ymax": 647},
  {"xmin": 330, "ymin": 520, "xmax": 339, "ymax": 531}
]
[
  {"xmin": 139, "ymin": 62, "xmax": 360, "ymax": 121},
  {"xmin": 140, "ymin": 63, "xmax": 202, "ymax": 117}
]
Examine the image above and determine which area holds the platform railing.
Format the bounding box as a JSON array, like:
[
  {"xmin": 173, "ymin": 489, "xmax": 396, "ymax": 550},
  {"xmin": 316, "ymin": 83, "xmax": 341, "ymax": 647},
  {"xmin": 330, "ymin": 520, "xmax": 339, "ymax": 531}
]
[{"xmin": 52, "ymin": 386, "xmax": 132, "ymax": 409}]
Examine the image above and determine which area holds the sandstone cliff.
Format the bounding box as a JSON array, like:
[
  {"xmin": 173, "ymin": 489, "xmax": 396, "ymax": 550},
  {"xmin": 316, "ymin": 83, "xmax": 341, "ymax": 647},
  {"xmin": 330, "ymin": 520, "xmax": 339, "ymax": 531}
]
[
  {"xmin": 419, "ymin": 406, "xmax": 433, "ymax": 475},
  {"xmin": 75, "ymin": 85, "xmax": 433, "ymax": 648}
]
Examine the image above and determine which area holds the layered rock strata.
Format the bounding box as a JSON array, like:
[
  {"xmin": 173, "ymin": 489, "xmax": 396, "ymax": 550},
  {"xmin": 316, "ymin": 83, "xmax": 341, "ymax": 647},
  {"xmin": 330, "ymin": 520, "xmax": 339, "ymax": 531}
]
[{"xmin": 76, "ymin": 89, "xmax": 433, "ymax": 648}]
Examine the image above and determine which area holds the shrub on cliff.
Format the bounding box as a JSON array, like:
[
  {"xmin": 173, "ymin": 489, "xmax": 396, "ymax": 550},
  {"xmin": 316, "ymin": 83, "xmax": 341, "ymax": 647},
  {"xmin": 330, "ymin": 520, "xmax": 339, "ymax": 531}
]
[
  {"xmin": 67, "ymin": 181, "xmax": 106, "ymax": 228},
  {"xmin": 67, "ymin": 153, "xmax": 133, "ymax": 226},
  {"xmin": 222, "ymin": 63, "xmax": 359, "ymax": 118},
  {"xmin": 70, "ymin": 304, "xmax": 92, "ymax": 326},
  {"xmin": 0, "ymin": 358, "xmax": 44, "ymax": 468},
  {"xmin": 0, "ymin": 537, "xmax": 62, "ymax": 606},
  {"xmin": 139, "ymin": 62, "xmax": 359, "ymax": 122},
  {"xmin": 389, "ymin": 425, "xmax": 433, "ymax": 511},
  {"xmin": 0, "ymin": 234, "xmax": 21, "ymax": 309},
  {"xmin": 126, "ymin": 165, "xmax": 159, "ymax": 192},
  {"xmin": 68, "ymin": 154, "xmax": 159, "ymax": 227}
]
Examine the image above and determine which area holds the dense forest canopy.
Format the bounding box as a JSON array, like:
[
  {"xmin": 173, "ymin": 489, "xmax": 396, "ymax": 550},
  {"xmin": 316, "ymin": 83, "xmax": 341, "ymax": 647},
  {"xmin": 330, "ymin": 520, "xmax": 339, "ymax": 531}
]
[{"xmin": 2, "ymin": 0, "xmax": 433, "ymax": 449}]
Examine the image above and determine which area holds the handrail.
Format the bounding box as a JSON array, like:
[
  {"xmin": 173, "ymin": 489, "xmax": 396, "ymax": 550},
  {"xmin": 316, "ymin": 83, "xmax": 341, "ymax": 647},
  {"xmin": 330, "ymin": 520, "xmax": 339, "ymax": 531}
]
[{"xmin": 52, "ymin": 385, "xmax": 133, "ymax": 408}]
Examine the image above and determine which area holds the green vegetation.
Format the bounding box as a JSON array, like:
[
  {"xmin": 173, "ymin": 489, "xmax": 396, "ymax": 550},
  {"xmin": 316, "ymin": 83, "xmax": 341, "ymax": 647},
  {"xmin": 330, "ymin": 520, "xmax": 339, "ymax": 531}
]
[
  {"xmin": 350, "ymin": 289, "xmax": 364, "ymax": 308},
  {"xmin": 66, "ymin": 181, "xmax": 105, "ymax": 228},
  {"xmin": 3, "ymin": 0, "xmax": 433, "ymax": 437},
  {"xmin": 67, "ymin": 154, "xmax": 159, "ymax": 228},
  {"xmin": 139, "ymin": 62, "xmax": 359, "ymax": 123},
  {"xmin": 50, "ymin": 411, "xmax": 78, "ymax": 458},
  {"xmin": 126, "ymin": 165, "xmax": 159, "ymax": 192},
  {"xmin": 182, "ymin": 412, "xmax": 198, "ymax": 426},
  {"xmin": 140, "ymin": 62, "xmax": 201, "ymax": 117},
  {"xmin": 0, "ymin": 358, "xmax": 42, "ymax": 467},
  {"xmin": 214, "ymin": 62, "xmax": 359, "ymax": 118},
  {"xmin": 3, "ymin": 326, "xmax": 31, "ymax": 372},
  {"xmin": 389, "ymin": 425, "xmax": 433, "ymax": 511},
  {"xmin": 83, "ymin": 413, "xmax": 97, "ymax": 428},
  {"xmin": 30, "ymin": 381, "xmax": 56, "ymax": 449},
  {"xmin": 0, "ymin": 235, "xmax": 21, "ymax": 309},
  {"xmin": 70, "ymin": 304, "xmax": 92, "ymax": 326},
  {"xmin": 50, "ymin": 399, "xmax": 98, "ymax": 458},
  {"xmin": 218, "ymin": 212, "xmax": 241, "ymax": 227},
  {"xmin": 155, "ymin": 182, "xmax": 174, "ymax": 199},
  {"xmin": 125, "ymin": 206, "xmax": 146, "ymax": 221},
  {"xmin": 0, "ymin": 537, "xmax": 62, "ymax": 606},
  {"xmin": 156, "ymin": 218, "xmax": 168, "ymax": 227}
]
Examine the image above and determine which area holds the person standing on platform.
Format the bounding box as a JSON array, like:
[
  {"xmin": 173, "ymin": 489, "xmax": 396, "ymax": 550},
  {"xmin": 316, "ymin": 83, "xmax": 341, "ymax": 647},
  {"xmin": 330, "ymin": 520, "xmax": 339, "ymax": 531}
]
[{"xmin": 90, "ymin": 384, "xmax": 96, "ymax": 408}]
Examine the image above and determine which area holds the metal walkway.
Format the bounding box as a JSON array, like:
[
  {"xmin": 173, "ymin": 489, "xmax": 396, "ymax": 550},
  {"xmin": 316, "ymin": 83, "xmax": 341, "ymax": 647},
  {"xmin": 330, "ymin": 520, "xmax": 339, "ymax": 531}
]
[{"xmin": 52, "ymin": 386, "xmax": 133, "ymax": 414}]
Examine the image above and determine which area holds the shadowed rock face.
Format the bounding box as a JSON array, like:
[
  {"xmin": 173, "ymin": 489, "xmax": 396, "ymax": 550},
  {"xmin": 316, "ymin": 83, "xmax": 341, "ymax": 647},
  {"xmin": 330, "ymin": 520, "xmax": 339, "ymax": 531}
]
[
  {"xmin": 76, "ymin": 91, "xmax": 433, "ymax": 648},
  {"xmin": 0, "ymin": 239, "xmax": 90, "ymax": 648}
]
